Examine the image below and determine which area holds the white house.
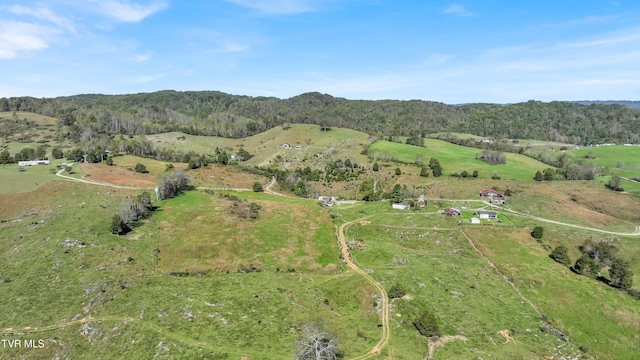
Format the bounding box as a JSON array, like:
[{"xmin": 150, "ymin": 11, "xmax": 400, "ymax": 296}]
[
  {"xmin": 392, "ymin": 203, "xmax": 410, "ymax": 210},
  {"xmin": 478, "ymin": 210, "xmax": 497, "ymax": 219},
  {"xmin": 18, "ymin": 160, "xmax": 50, "ymax": 167},
  {"xmin": 280, "ymin": 143, "xmax": 291, "ymax": 148}
]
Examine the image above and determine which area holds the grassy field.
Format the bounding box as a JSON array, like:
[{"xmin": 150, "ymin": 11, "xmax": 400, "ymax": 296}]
[
  {"xmin": 330, "ymin": 205, "xmax": 586, "ymax": 359},
  {"xmin": 571, "ymin": 146, "xmax": 640, "ymax": 179},
  {"xmin": 368, "ymin": 139, "xmax": 551, "ymax": 180},
  {"xmin": 0, "ymin": 164, "xmax": 58, "ymax": 194},
  {"xmin": 332, "ymin": 202, "xmax": 640, "ymax": 359},
  {"xmin": 468, "ymin": 227, "xmax": 640, "ymax": 359},
  {"xmin": 0, "ymin": 181, "xmax": 385, "ymax": 359}
]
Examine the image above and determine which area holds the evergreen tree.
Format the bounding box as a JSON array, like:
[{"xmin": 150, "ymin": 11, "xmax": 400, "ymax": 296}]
[
  {"xmin": 531, "ymin": 226, "xmax": 544, "ymax": 240},
  {"xmin": 420, "ymin": 166, "xmax": 429, "ymax": 177},
  {"xmin": 413, "ymin": 310, "xmax": 440, "ymax": 337},
  {"xmin": 391, "ymin": 184, "xmax": 404, "ymax": 203},
  {"xmin": 574, "ymin": 253, "xmax": 600, "ymax": 278},
  {"xmin": 372, "ymin": 162, "xmax": 379, "ymax": 171},
  {"xmin": 252, "ymin": 182, "xmax": 264, "ymax": 192},
  {"xmin": 549, "ymin": 245, "xmax": 571, "ymax": 266},
  {"xmin": 609, "ymin": 258, "xmax": 633, "ymax": 290}
]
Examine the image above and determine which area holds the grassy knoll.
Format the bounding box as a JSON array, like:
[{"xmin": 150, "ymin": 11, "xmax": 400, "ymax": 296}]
[
  {"xmin": 1, "ymin": 181, "xmax": 382, "ymax": 359},
  {"xmin": 468, "ymin": 227, "xmax": 640, "ymax": 359},
  {"xmin": 331, "ymin": 205, "xmax": 580, "ymax": 359},
  {"xmin": 0, "ymin": 164, "xmax": 58, "ymax": 194},
  {"xmin": 368, "ymin": 139, "xmax": 550, "ymax": 180}
]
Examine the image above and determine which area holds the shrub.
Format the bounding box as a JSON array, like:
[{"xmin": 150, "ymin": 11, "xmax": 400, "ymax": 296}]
[
  {"xmin": 134, "ymin": 163, "xmax": 148, "ymax": 174},
  {"xmin": 388, "ymin": 283, "xmax": 406, "ymax": 299},
  {"xmin": 413, "ymin": 310, "xmax": 440, "ymax": 337},
  {"xmin": 549, "ymin": 245, "xmax": 571, "ymax": 266},
  {"xmin": 531, "ymin": 226, "xmax": 544, "ymax": 240},
  {"xmin": 110, "ymin": 214, "xmax": 130, "ymax": 235}
]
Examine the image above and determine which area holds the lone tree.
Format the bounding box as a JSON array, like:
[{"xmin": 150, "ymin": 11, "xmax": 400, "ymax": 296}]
[
  {"xmin": 372, "ymin": 162, "xmax": 379, "ymax": 171},
  {"xmin": 134, "ymin": 163, "xmax": 148, "ymax": 173},
  {"xmin": 295, "ymin": 323, "xmax": 343, "ymax": 360},
  {"xmin": 534, "ymin": 170, "xmax": 543, "ymax": 181},
  {"xmin": 395, "ymin": 167, "xmax": 401, "ymax": 176},
  {"xmin": 252, "ymin": 182, "xmax": 264, "ymax": 192},
  {"xmin": 609, "ymin": 258, "xmax": 633, "ymax": 290},
  {"xmin": 549, "ymin": 245, "xmax": 571, "ymax": 266},
  {"xmin": 531, "ymin": 226, "xmax": 544, "ymax": 240}
]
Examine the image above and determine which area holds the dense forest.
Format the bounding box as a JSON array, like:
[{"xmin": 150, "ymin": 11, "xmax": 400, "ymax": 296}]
[{"xmin": 2, "ymin": 91, "xmax": 639, "ymax": 144}]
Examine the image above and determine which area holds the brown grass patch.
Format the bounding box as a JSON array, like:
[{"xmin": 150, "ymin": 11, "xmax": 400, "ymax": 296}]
[{"xmin": 79, "ymin": 163, "xmax": 156, "ymax": 186}]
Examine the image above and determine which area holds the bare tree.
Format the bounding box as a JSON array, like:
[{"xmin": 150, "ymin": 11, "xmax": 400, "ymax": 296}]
[{"xmin": 294, "ymin": 323, "xmax": 342, "ymax": 360}]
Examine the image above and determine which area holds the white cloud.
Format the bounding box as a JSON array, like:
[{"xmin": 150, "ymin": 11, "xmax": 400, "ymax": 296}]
[
  {"xmin": 0, "ymin": 21, "xmax": 57, "ymax": 59},
  {"xmin": 222, "ymin": 41, "xmax": 249, "ymax": 52},
  {"xmin": 226, "ymin": 0, "xmax": 313, "ymax": 15},
  {"xmin": 134, "ymin": 54, "xmax": 151, "ymax": 62},
  {"xmin": 3, "ymin": 5, "xmax": 76, "ymax": 32},
  {"xmin": 92, "ymin": 0, "xmax": 168, "ymax": 22},
  {"xmin": 443, "ymin": 4, "xmax": 474, "ymax": 17}
]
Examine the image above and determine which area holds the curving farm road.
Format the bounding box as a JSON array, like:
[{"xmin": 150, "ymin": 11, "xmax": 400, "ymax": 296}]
[{"xmin": 338, "ymin": 219, "xmax": 391, "ymax": 359}]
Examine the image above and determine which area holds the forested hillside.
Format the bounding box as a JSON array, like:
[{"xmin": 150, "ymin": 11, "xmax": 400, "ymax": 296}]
[{"xmin": 2, "ymin": 91, "xmax": 639, "ymax": 144}]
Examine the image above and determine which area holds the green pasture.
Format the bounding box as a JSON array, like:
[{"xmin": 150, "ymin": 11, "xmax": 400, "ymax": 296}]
[
  {"xmin": 337, "ymin": 210, "xmax": 579, "ymax": 359},
  {"xmin": 368, "ymin": 139, "xmax": 550, "ymax": 180},
  {"xmin": 471, "ymin": 227, "xmax": 640, "ymax": 360},
  {"xmin": 572, "ymin": 145, "xmax": 640, "ymax": 178},
  {"xmin": 0, "ymin": 182, "xmax": 383, "ymax": 359},
  {"xmin": 0, "ymin": 164, "xmax": 58, "ymax": 194}
]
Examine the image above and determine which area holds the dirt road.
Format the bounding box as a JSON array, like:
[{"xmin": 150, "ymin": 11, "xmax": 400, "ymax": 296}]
[{"xmin": 338, "ymin": 219, "xmax": 391, "ymax": 359}]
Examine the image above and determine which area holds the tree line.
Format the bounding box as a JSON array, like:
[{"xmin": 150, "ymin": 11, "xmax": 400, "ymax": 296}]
[{"xmin": 3, "ymin": 91, "xmax": 640, "ymax": 145}]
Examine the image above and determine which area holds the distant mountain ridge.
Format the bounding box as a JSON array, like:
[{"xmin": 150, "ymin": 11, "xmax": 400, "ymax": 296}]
[{"xmin": 1, "ymin": 91, "xmax": 639, "ymax": 144}]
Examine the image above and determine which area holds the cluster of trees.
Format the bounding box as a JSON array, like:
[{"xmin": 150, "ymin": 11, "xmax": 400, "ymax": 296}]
[
  {"xmin": 323, "ymin": 158, "xmax": 362, "ymax": 183},
  {"xmin": 110, "ymin": 192, "xmax": 154, "ymax": 235},
  {"xmin": 478, "ymin": 150, "xmax": 506, "ymax": 164},
  {"xmin": 606, "ymin": 174, "xmax": 624, "ymax": 192},
  {"xmin": 428, "ymin": 158, "xmax": 442, "ymax": 177},
  {"xmin": 156, "ymin": 170, "xmax": 191, "ymax": 200},
  {"xmin": 549, "ymin": 239, "xmax": 634, "ymax": 293},
  {"xmin": 449, "ymin": 169, "xmax": 479, "ymax": 178},
  {"xmin": 0, "ymin": 146, "xmax": 48, "ymax": 163}
]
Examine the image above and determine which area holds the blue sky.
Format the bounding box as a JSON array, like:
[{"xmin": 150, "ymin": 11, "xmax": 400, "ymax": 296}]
[{"xmin": 1, "ymin": 1, "xmax": 640, "ymax": 103}]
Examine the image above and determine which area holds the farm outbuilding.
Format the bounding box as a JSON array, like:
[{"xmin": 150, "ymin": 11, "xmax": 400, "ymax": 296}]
[
  {"xmin": 392, "ymin": 203, "xmax": 410, "ymax": 210},
  {"xmin": 18, "ymin": 160, "xmax": 50, "ymax": 167}
]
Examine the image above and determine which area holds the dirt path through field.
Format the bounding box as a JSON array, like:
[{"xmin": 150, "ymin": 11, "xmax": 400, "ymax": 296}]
[
  {"xmin": 265, "ymin": 176, "xmax": 285, "ymax": 196},
  {"xmin": 338, "ymin": 218, "xmax": 391, "ymax": 359}
]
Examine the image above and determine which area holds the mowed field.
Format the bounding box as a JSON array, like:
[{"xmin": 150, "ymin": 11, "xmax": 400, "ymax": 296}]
[
  {"xmin": 0, "ymin": 164, "xmax": 58, "ymax": 194},
  {"xmin": 368, "ymin": 139, "xmax": 551, "ymax": 180}
]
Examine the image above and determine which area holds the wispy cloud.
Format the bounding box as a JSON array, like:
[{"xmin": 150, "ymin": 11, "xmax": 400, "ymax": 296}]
[
  {"xmin": 222, "ymin": 41, "xmax": 249, "ymax": 52},
  {"xmin": 226, "ymin": 0, "xmax": 314, "ymax": 15},
  {"xmin": 92, "ymin": 0, "xmax": 168, "ymax": 22},
  {"xmin": 134, "ymin": 54, "xmax": 151, "ymax": 62},
  {"xmin": 0, "ymin": 21, "xmax": 57, "ymax": 59},
  {"xmin": 443, "ymin": 4, "xmax": 474, "ymax": 17},
  {"xmin": 3, "ymin": 4, "xmax": 75, "ymax": 32}
]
